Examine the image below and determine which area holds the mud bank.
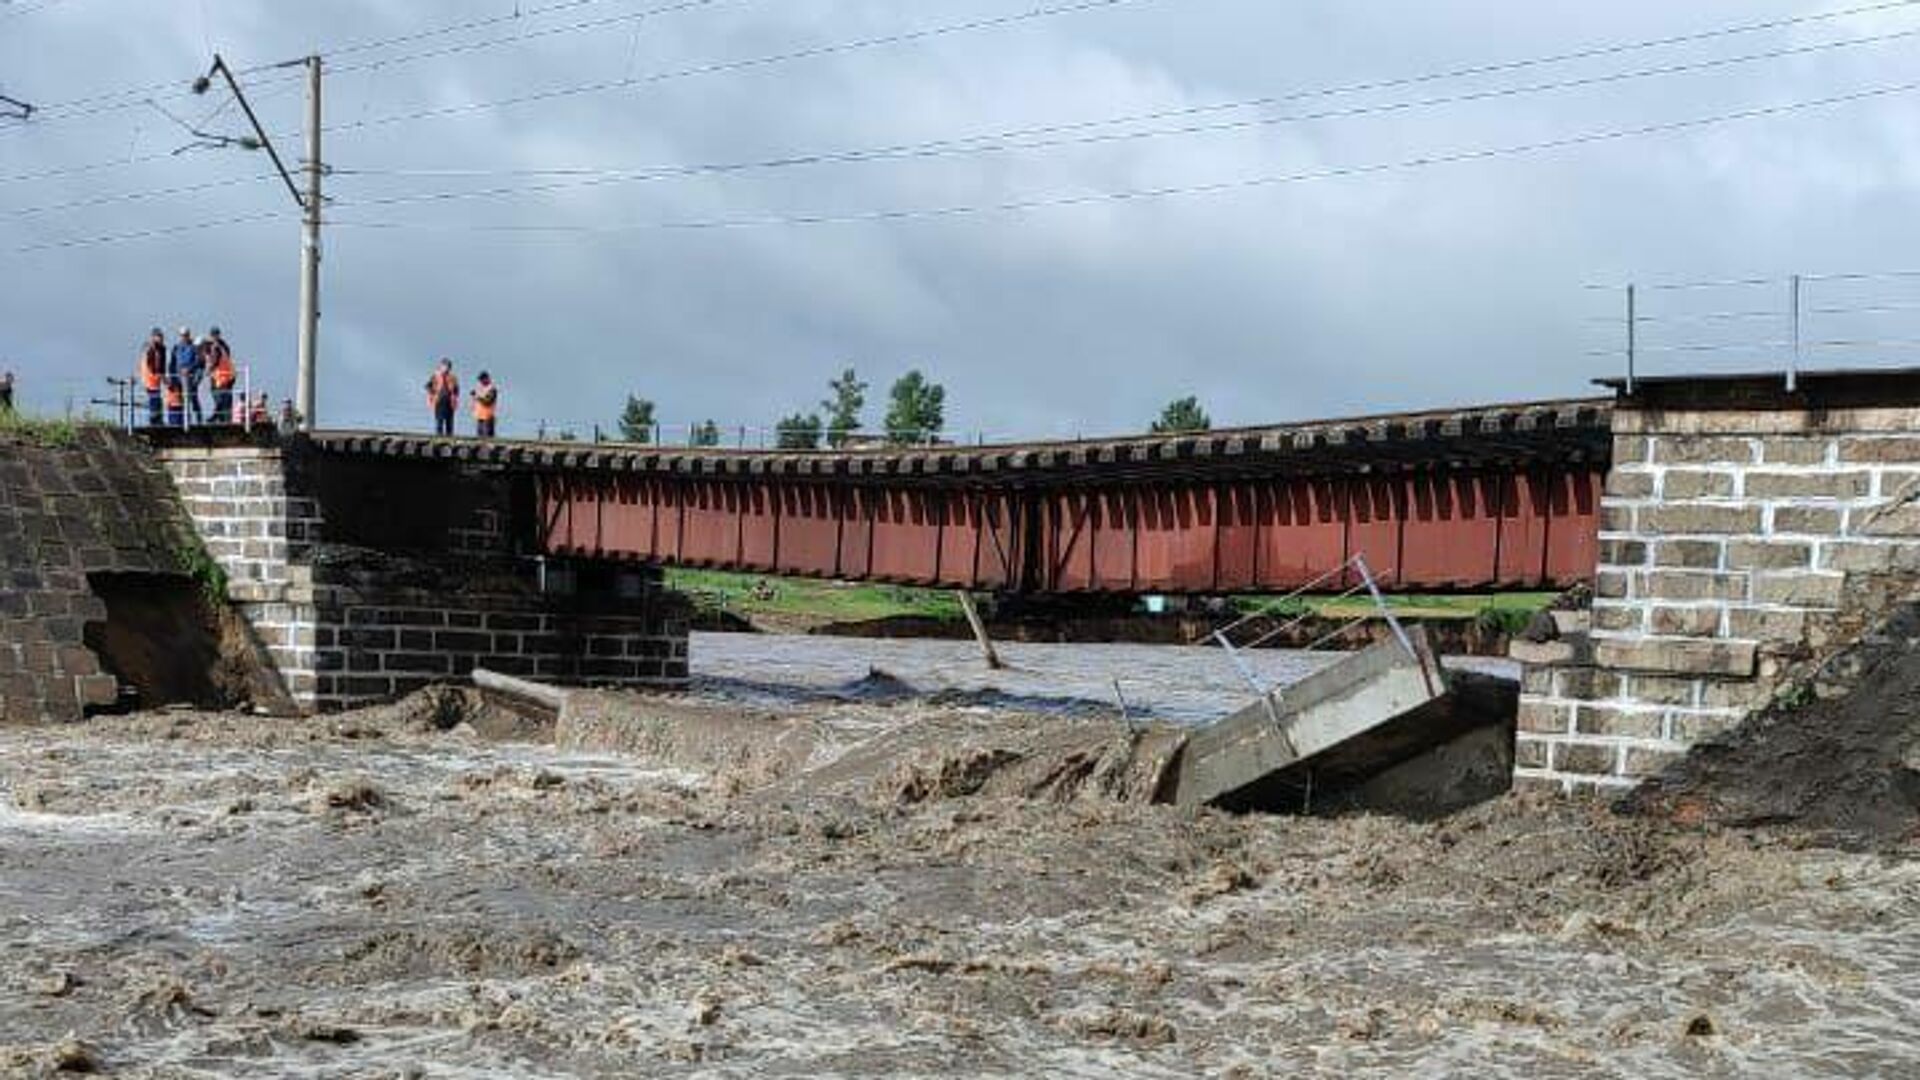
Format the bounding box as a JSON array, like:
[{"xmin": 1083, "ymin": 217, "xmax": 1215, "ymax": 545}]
[
  {"xmin": 2, "ymin": 690, "xmax": 1918, "ymax": 1077},
  {"xmin": 1626, "ymin": 602, "xmax": 1920, "ymax": 851}
]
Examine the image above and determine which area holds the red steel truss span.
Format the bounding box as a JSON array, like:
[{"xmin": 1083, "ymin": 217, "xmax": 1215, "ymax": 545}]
[{"xmin": 312, "ymin": 397, "xmax": 1610, "ymax": 594}]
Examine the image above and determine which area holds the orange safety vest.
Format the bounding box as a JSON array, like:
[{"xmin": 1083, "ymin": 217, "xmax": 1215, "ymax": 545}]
[
  {"xmin": 426, "ymin": 371, "xmax": 459, "ymax": 408},
  {"xmin": 210, "ymin": 354, "xmax": 236, "ymax": 390},
  {"xmin": 472, "ymin": 384, "xmax": 498, "ymax": 422},
  {"xmin": 140, "ymin": 343, "xmax": 165, "ymax": 391},
  {"xmin": 164, "ymin": 379, "xmax": 184, "ymax": 409}
]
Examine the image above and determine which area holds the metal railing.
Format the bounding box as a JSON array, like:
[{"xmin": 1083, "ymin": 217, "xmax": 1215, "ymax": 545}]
[
  {"xmin": 1587, "ymin": 269, "xmax": 1920, "ymax": 392},
  {"xmin": 1203, "ymin": 554, "xmax": 1415, "ymax": 702},
  {"xmin": 107, "ymin": 364, "xmax": 268, "ymax": 433}
]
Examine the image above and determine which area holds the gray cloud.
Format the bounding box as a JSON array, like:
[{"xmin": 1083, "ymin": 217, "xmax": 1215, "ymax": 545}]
[{"xmin": 4, "ymin": 0, "xmax": 1919, "ymax": 438}]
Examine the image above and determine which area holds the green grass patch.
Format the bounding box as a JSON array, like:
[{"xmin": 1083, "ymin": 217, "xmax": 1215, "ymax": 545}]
[
  {"xmin": 667, "ymin": 568, "xmax": 963, "ymax": 624},
  {"xmin": 174, "ymin": 539, "xmax": 230, "ymax": 606},
  {"xmin": 668, "ymin": 567, "xmax": 1555, "ymax": 629},
  {"xmin": 1235, "ymin": 591, "xmax": 1557, "ymax": 623},
  {"xmin": 0, "ymin": 410, "xmax": 91, "ymax": 448}
]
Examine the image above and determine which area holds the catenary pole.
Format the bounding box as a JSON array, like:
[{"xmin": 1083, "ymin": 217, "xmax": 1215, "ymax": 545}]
[
  {"xmin": 297, "ymin": 55, "xmax": 322, "ymax": 430},
  {"xmin": 195, "ymin": 54, "xmax": 322, "ymax": 429}
]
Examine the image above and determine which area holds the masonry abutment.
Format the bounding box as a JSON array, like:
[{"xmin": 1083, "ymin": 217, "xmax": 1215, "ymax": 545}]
[
  {"xmin": 156, "ymin": 439, "xmax": 689, "ymax": 713},
  {"xmin": 1516, "ymin": 371, "xmax": 1920, "ymax": 793}
]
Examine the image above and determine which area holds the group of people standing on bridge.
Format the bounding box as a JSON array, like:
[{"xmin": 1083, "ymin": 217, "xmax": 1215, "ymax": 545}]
[
  {"xmin": 136, "ymin": 325, "xmax": 268, "ymax": 429},
  {"xmin": 425, "ymin": 358, "xmax": 498, "ymax": 438},
  {"xmin": 132, "ymin": 335, "xmax": 499, "ymax": 436}
]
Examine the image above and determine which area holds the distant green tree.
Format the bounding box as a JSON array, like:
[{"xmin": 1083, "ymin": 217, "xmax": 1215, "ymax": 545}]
[
  {"xmin": 884, "ymin": 370, "xmax": 945, "ymax": 445},
  {"xmin": 691, "ymin": 420, "xmax": 721, "ymax": 448},
  {"xmin": 822, "ymin": 367, "xmax": 867, "ymax": 448},
  {"xmin": 1151, "ymin": 396, "xmax": 1212, "ymax": 434},
  {"xmin": 617, "ymin": 395, "xmax": 657, "ymax": 443},
  {"xmin": 776, "ymin": 412, "xmax": 823, "ymax": 449}
]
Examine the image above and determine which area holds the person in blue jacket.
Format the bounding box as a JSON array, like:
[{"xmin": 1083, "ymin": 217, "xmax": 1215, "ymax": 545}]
[{"xmin": 169, "ymin": 326, "xmax": 205, "ymax": 425}]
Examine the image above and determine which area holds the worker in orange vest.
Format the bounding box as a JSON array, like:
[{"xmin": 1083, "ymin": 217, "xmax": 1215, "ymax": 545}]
[
  {"xmin": 425, "ymin": 358, "xmax": 459, "ymax": 436},
  {"xmin": 163, "ymin": 374, "xmax": 186, "ymax": 428},
  {"xmin": 472, "ymin": 371, "xmax": 499, "ymax": 438},
  {"xmin": 205, "ymin": 327, "xmax": 237, "ymax": 424},
  {"xmin": 137, "ymin": 328, "xmax": 166, "ymax": 427}
]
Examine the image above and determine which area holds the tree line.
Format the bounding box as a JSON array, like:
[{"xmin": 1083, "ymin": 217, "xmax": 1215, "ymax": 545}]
[{"xmin": 615, "ymin": 370, "xmax": 1211, "ymax": 448}]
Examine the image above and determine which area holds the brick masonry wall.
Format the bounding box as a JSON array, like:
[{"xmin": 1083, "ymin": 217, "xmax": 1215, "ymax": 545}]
[
  {"xmin": 0, "ymin": 428, "xmax": 192, "ymax": 724},
  {"xmin": 158, "ymin": 447, "xmax": 325, "ymax": 702},
  {"xmin": 158, "ymin": 442, "xmax": 689, "ymax": 713},
  {"xmin": 312, "ymin": 578, "xmax": 689, "ymax": 711},
  {"xmin": 1518, "ymin": 402, "xmax": 1920, "ymax": 792}
]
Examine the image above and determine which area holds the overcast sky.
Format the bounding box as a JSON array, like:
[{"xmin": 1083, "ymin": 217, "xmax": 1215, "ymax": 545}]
[{"xmin": 4, "ymin": 0, "xmax": 1920, "ymax": 440}]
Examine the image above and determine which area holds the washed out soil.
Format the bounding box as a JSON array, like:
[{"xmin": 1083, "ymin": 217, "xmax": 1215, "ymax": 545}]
[
  {"xmin": 1, "ymin": 688, "xmax": 1917, "ymax": 1077},
  {"xmin": 1624, "ymin": 604, "xmax": 1920, "ymax": 851},
  {"xmin": 83, "ymin": 572, "xmax": 285, "ymax": 713}
]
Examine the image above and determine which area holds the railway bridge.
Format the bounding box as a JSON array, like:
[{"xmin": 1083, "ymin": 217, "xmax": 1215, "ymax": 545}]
[
  {"xmin": 99, "ymin": 368, "xmax": 1920, "ymax": 797},
  {"xmin": 310, "ymin": 396, "xmax": 1612, "ymax": 595}
]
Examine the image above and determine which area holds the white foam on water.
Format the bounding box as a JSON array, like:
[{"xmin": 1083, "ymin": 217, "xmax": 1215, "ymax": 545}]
[{"xmin": 0, "ymin": 793, "xmax": 153, "ymax": 838}]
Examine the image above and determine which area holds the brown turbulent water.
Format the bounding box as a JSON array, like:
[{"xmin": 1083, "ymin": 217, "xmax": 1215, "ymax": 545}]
[{"xmin": 1, "ymin": 676, "xmax": 1917, "ymax": 1077}]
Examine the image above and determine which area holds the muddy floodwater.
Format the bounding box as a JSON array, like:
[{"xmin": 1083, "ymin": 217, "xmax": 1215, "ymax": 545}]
[
  {"xmin": 687, "ymin": 631, "xmax": 1515, "ymax": 724},
  {"xmin": 2, "ymin": 638, "xmax": 1918, "ymax": 1077}
]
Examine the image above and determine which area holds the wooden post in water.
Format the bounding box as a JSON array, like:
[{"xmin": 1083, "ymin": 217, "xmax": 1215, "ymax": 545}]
[{"xmin": 956, "ymin": 591, "xmax": 1005, "ymax": 671}]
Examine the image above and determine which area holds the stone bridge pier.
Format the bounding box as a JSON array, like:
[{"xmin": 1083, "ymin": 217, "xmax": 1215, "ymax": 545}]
[{"xmin": 155, "ymin": 436, "xmax": 689, "ymax": 713}]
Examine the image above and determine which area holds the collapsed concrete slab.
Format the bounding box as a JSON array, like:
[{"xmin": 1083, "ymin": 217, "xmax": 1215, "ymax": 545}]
[{"xmin": 1169, "ymin": 627, "xmax": 1516, "ymax": 817}]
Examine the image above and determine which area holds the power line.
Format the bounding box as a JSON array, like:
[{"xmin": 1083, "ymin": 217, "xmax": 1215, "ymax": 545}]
[
  {"xmin": 18, "ymin": 74, "xmax": 1916, "ymax": 254},
  {"xmin": 14, "ymin": 10, "xmax": 1920, "ymax": 246},
  {"xmin": 19, "ymin": 14, "xmax": 1910, "ymax": 227},
  {"xmin": 25, "ymin": 0, "xmax": 1920, "ymax": 134},
  {"xmin": 8, "ymin": 0, "xmax": 1916, "ymax": 190},
  {"xmin": 3, "ymin": 174, "xmax": 268, "ymax": 217},
  {"xmin": 315, "ymin": 77, "xmax": 1920, "ymax": 237},
  {"xmin": 0, "ymin": 148, "xmax": 183, "ymax": 187},
  {"xmin": 303, "ymin": 0, "xmax": 744, "ymax": 79},
  {"xmin": 275, "ymin": 0, "xmax": 670, "ymax": 64},
  {"xmin": 18, "ymin": 0, "xmax": 1139, "ymax": 134},
  {"xmin": 10, "ymin": 210, "xmax": 287, "ymax": 254},
  {"xmin": 323, "ymin": 25, "xmax": 1920, "ymax": 212},
  {"xmin": 316, "ymin": 0, "xmax": 1156, "ymax": 138},
  {"xmin": 22, "ymin": 0, "xmax": 725, "ymax": 119}
]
